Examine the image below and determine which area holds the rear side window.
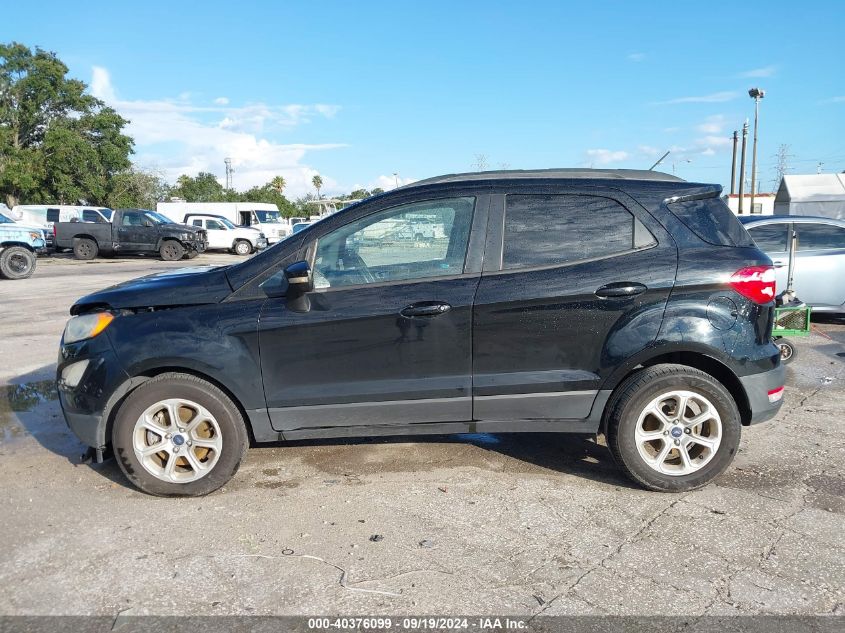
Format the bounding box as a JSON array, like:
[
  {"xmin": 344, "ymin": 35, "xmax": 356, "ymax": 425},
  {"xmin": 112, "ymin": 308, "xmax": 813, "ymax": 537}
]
[
  {"xmin": 503, "ymin": 194, "xmax": 655, "ymax": 270},
  {"xmin": 796, "ymin": 223, "xmax": 845, "ymax": 250},
  {"xmin": 747, "ymin": 224, "xmax": 789, "ymax": 252},
  {"xmin": 667, "ymin": 197, "xmax": 753, "ymax": 247}
]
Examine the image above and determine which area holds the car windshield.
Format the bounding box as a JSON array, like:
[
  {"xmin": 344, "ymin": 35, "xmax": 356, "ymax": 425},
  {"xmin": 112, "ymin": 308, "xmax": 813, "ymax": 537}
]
[
  {"xmin": 255, "ymin": 210, "xmax": 282, "ymax": 223},
  {"xmin": 217, "ymin": 217, "xmax": 237, "ymax": 229},
  {"xmin": 143, "ymin": 211, "xmax": 173, "ymax": 225},
  {"xmin": 0, "ymin": 213, "xmax": 14, "ymax": 224}
]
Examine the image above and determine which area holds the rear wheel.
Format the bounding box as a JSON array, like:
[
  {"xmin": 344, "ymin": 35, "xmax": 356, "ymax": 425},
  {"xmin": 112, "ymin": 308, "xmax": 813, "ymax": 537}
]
[
  {"xmin": 605, "ymin": 364, "xmax": 741, "ymax": 492},
  {"xmin": 0, "ymin": 246, "xmax": 37, "ymax": 280},
  {"xmin": 233, "ymin": 240, "xmax": 252, "ymax": 256},
  {"xmin": 112, "ymin": 373, "xmax": 248, "ymax": 496},
  {"xmin": 159, "ymin": 240, "xmax": 185, "ymax": 261},
  {"xmin": 73, "ymin": 238, "xmax": 98, "ymax": 260}
]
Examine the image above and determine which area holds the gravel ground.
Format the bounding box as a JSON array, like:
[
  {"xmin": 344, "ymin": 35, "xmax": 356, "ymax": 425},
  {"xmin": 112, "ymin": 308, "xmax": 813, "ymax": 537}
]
[{"xmin": 0, "ymin": 254, "xmax": 843, "ymax": 617}]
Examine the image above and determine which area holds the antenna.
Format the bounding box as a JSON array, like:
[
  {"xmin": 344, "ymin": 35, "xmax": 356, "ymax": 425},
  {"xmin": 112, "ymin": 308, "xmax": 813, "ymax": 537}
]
[{"xmin": 224, "ymin": 158, "xmax": 234, "ymax": 189}]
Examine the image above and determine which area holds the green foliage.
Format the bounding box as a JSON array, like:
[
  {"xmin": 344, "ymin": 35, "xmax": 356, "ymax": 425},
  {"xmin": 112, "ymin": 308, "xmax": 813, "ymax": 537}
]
[{"xmin": 0, "ymin": 42, "xmax": 134, "ymax": 207}]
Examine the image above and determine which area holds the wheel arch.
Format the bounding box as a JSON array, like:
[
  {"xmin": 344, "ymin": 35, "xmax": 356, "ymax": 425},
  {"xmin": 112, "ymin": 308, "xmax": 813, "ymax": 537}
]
[
  {"xmin": 600, "ymin": 347, "xmax": 752, "ymax": 429},
  {"xmin": 0, "ymin": 241, "xmax": 36, "ymax": 251},
  {"xmin": 102, "ymin": 365, "xmax": 258, "ymax": 450}
]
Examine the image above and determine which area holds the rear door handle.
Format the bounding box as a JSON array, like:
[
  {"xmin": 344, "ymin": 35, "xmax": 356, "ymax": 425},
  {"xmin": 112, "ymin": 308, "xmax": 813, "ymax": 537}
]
[
  {"xmin": 773, "ymin": 260, "xmax": 786, "ymax": 268},
  {"xmin": 595, "ymin": 282, "xmax": 648, "ymax": 298},
  {"xmin": 400, "ymin": 301, "xmax": 452, "ymax": 318}
]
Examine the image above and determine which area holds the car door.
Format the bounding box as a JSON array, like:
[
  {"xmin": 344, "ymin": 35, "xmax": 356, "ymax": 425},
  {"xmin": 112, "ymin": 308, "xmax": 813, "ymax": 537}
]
[
  {"xmin": 744, "ymin": 221, "xmax": 791, "ymax": 295},
  {"xmin": 472, "ymin": 188, "xmax": 677, "ymax": 426},
  {"xmin": 202, "ymin": 219, "xmax": 228, "ymax": 249},
  {"xmin": 116, "ymin": 210, "xmax": 148, "ymax": 250},
  {"xmin": 792, "ymin": 222, "xmax": 845, "ymax": 308},
  {"xmin": 257, "ymin": 194, "xmax": 488, "ymax": 437}
]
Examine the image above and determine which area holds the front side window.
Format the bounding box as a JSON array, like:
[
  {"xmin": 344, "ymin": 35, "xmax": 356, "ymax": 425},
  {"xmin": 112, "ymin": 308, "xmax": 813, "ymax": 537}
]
[
  {"xmin": 503, "ymin": 194, "xmax": 654, "ymax": 270},
  {"xmin": 206, "ymin": 220, "xmax": 225, "ymax": 230},
  {"xmin": 748, "ymin": 224, "xmax": 789, "ymax": 252},
  {"xmin": 122, "ymin": 212, "xmax": 142, "ymax": 226},
  {"xmin": 796, "ymin": 223, "xmax": 845, "ymax": 251},
  {"xmin": 314, "ymin": 197, "xmax": 475, "ymax": 288}
]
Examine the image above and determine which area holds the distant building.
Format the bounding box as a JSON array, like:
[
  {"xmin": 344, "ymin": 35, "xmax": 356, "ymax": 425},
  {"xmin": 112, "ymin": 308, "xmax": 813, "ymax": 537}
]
[
  {"xmin": 724, "ymin": 193, "xmax": 776, "ymax": 216},
  {"xmin": 774, "ymin": 174, "xmax": 845, "ymax": 219}
]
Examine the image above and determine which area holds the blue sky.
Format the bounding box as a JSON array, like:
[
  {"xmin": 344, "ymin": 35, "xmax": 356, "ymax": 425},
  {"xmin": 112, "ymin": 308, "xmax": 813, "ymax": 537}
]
[{"xmin": 3, "ymin": 0, "xmax": 844, "ymax": 196}]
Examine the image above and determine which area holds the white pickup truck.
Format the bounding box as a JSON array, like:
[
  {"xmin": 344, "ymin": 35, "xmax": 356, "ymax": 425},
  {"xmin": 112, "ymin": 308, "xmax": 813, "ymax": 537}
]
[{"xmin": 183, "ymin": 213, "xmax": 267, "ymax": 255}]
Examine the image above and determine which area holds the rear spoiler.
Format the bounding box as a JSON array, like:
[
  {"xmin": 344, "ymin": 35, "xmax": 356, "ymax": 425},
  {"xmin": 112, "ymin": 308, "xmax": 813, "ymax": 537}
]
[{"xmin": 662, "ymin": 184, "xmax": 723, "ymax": 205}]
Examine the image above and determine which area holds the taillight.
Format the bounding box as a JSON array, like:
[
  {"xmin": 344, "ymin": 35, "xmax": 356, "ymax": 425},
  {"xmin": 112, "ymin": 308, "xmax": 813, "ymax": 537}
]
[
  {"xmin": 729, "ymin": 265, "xmax": 776, "ymax": 304},
  {"xmin": 53, "ymin": 224, "xmax": 57, "ymax": 237}
]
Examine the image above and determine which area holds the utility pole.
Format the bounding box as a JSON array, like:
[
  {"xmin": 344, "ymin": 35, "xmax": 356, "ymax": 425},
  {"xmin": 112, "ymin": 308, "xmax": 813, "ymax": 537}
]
[
  {"xmin": 730, "ymin": 131, "xmax": 739, "ymax": 195},
  {"xmin": 224, "ymin": 158, "xmax": 234, "ymax": 190},
  {"xmin": 748, "ymin": 88, "xmax": 765, "ymax": 213},
  {"xmin": 772, "ymin": 144, "xmax": 793, "ymax": 190},
  {"xmin": 738, "ymin": 121, "xmax": 748, "ymax": 214}
]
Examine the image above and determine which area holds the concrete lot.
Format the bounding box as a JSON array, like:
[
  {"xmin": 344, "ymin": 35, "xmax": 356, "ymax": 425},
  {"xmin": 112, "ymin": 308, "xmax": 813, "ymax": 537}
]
[{"xmin": 0, "ymin": 254, "xmax": 843, "ymax": 617}]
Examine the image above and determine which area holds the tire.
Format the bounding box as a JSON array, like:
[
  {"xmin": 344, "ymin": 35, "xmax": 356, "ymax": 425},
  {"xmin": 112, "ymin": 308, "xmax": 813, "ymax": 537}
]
[
  {"xmin": 0, "ymin": 246, "xmax": 36, "ymax": 280},
  {"xmin": 605, "ymin": 364, "xmax": 741, "ymax": 492},
  {"xmin": 233, "ymin": 240, "xmax": 252, "ymax": 256},
  {"xmin": 159, "ymin": 240, "xmax": 185, "ymax": 261},
  {"xmin": 112, "ymin": 373, "xmax": 249, "ymax": 497},
  {"xmin": 776, "ymin": 338, "xmax": 796, "ymax": 364},
  {"xmin": 73, "ymin": 238, "xmax": 98, "ymax": 260}
]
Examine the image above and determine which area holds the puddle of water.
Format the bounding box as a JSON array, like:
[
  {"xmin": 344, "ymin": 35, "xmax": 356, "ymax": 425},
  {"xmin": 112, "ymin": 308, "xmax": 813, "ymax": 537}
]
[{"xmin": 0, "ymin": 380, "xmax": 58, "ymax": 442}]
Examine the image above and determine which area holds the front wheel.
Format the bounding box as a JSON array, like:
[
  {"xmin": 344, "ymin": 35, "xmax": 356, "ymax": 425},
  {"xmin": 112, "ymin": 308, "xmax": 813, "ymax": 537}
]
[
  {"xmin": 775, "ymin": 338, "xmax": 797, "ymax": 364},
  {"xmin": 112, "ymin": 373, "xmax": 248, "ymax": 496},
  {"xmin": 605, "ymin": 364, "xmax": 741, "ymax": 492},
  {"xmin": 159, "ymin": 240, "xmax": 185, "ymax": 261},
  {"xmin": 0, "ymin": 246, "xmax": 37, "ymax": 280}
]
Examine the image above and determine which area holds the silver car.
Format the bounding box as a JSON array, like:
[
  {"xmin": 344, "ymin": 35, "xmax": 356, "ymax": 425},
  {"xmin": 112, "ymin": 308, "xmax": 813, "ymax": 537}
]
[{"xmin": 739, "ymin": 215, "xmax": 845, "ymax": 314}]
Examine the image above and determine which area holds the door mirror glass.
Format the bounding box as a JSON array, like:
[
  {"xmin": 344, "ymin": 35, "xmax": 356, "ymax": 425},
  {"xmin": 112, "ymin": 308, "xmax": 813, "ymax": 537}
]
[{"xmin": 143, "ymin": 220, "xmax": 154, "ymax": 228}]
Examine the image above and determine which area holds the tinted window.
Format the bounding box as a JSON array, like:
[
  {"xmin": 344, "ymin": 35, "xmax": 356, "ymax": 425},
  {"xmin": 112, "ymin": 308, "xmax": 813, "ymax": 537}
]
[
  {"xmin": 192, "ymin": 220, "xmax": 203, "ymax": 227},
  {"xmin": 314, "ymin": 197, "xmax": 474, "ymax": 288},
  {"xmin": 748, "ymin": 224, "xmax": 789, "ymax": 252},
  {"xmin": 122, "ymin": 212, "xmax": 142, "ymax": 226},
  {"xmin": 503, "ymin": 195, "xmax": 654, "ymax": 269},
  {"xmin": 46, "ymin": 208, "xmax": 60, "ymax": 222},
  {"xmin": 796, "ymin": 223, "xmax": 845, "ymax": 251},
  {"xmin": 667, "ymin": 198, "xmax": 753, "ymax": 247},
  {"xmin": 207, "ymin": 220, "xmax": 225, "ymax": 230},
  {"xmin": 82, "ymin": 210, "xmax": 105, "ymax": 223}
]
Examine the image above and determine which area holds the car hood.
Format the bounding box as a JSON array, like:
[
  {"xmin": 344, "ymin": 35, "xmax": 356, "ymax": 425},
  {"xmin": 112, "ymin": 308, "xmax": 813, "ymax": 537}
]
[{"xmin": 70, "ymin": 265, "xmax": 233, "ymax": 315}]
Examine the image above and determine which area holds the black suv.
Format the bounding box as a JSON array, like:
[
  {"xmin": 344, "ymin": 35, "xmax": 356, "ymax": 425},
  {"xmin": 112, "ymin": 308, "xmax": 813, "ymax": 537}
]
[{"xmin": 57, "ymin": 169, "xmax": 784, "ymax": 496}]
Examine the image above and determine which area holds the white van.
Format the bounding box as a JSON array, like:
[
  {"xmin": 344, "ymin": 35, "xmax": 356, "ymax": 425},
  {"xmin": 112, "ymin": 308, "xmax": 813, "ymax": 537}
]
[
  {"xmin": 10, "ymin": 205, "xmax": 112, "ymax": 247},
  {"xmin": 156, "ymin": 202, "xmax": 291, "ymax": 243}
]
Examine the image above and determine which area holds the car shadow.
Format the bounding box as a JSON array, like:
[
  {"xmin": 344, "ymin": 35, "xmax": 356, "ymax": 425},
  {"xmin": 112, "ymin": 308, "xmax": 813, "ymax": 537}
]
[{"xmin": 6, "ymin": 365, "xmax": 635, "ymax": 491}]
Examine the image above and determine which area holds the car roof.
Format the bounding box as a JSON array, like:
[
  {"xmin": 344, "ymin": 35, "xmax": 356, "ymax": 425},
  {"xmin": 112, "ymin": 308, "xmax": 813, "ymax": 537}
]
[
  {"xmin": 183, "ymin": 213, "xmax": 229, "ymax": 220},
  {"xmin": 405, "ymin": 168, "xmax": 685, "ymax": 188},
  {"xmin": 738, "ymin": 215, "xmax": 845, "ymax": 228}
]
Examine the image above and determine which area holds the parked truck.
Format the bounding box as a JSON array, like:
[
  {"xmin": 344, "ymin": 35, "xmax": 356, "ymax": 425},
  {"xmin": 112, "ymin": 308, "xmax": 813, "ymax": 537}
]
[
  {"xmin": 0, "ymin": 212, "xmax": 46, "ymax": 279},
  {"xmin": 156, "ymin": 202, "xmax": 291, "ymax": 244},
  {"xmin": 54, "ymin": 208, "xmax": 207, "ymax": 261}
]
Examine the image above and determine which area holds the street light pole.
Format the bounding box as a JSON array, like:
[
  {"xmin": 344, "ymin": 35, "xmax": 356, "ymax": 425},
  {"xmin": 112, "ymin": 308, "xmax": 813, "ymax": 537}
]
[
  {"xmin": 393, "ymin": 172, "xmax": 399, "ymax": 189},
  {"xmin": 738, "ymin": 121, "xmax": 748, "ymax": 214},
  {"xmin": 748, "ymin": 88, "xmax": 765, "ymax": 214}
]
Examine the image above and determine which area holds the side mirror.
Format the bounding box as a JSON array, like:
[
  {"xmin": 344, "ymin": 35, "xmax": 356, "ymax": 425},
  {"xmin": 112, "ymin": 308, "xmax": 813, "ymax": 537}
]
[
  {"xmin": 284, "ymin": 260, "xmax": 313, "ymax": 292},
  {"xmin": 143, "ymin": 220, "xmax": 154, "ymax": 227}
]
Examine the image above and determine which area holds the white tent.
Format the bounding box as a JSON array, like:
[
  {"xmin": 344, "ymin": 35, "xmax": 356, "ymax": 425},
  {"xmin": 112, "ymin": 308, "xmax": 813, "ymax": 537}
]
[{"xmin": 774, "ymin": 173, "xmax": 845, "ymax": 219}]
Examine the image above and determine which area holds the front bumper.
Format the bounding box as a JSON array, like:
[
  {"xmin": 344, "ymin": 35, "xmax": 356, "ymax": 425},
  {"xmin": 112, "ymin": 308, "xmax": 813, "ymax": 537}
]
[
  {"xmin": 57, "ymin": 333, "xmax": 130, "ymax": 450},
  {"xmin": 256, "ymin": 237, "xmax": 268, "ymax": 250},
  {"xmin": 739, "ymin": 363, "xmax": 786, "ymax": 425}
]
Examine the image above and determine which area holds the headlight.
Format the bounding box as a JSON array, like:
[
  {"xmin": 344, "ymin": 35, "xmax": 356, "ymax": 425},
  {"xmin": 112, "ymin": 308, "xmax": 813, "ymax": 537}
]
[
  {"xmin": 29, "ymin": 231, "xmax": 41, "ymax": 241},
  {"xmin": 259, "ymin": 232, "xmax": 266, "ymax": 238},
  {"xmin": 63, "ymin": 313, "xmax": 115, "ymax": 344}
]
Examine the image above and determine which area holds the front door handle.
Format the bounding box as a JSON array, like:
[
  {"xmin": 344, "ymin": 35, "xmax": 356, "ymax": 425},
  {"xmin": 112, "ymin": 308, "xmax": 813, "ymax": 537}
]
[
  {"xmin": 595, "ymin": 282, "xmax": 648, "ymax": 298},
  {"xmin": 773, "ymin": 260, "xmax": 786, "ymax": 268},
  {"xmin": 400, "ymin": 301, "xmax": 452, "ymax": 318}
]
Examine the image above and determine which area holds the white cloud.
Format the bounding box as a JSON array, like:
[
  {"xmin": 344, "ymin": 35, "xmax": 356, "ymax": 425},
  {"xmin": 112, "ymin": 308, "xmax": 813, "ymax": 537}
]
[
  {"xmin": 89, "ymin": 66, "xmax": 345, "ymax": 195},
  {"xmin": 362, "ymin": 174, "xmax": 417, "ymax": 191},
  {"xmin": 695, "ymin": 135, "xmax": 732, "ymax": 148},
  {"xmin": 738, "ymin": 65, "xmax": 777, "ymax": 78},
  {"xmin": 214, "ymin": 97, "xmax": 229, "ymax": 105},
  {"xmin": 822, "ymin": 96, "xmax": 845, "ymax": 103},
  {"xmin": 627, "ymin": 52, "xmax": 646, "ymax": 62},
  {"xmin": 584, "ymin": 149, "xmax": 629, "ymax": 165},
  {"xmin": 637, "ymin": 145, "xmax": 662, "ymax": 157},
  {"xmin": 655, "ymin": 91, "xmax": 738, "ymax": 105},
  {"xmin": 701, "ymin": 148, "xmax": 716, "ymax": 156},
  {"xmin": 696, "ymin": 114, "xmax": 726, "ymax": 134}
]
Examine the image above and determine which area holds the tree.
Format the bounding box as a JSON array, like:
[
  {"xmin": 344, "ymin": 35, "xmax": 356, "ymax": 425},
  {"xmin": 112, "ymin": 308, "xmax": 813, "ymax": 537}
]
[
  {"xmin": 312, "ymin": 174, "xmax": 323, "ymax": 199},
  {"xmin": 106, "ymin": 167, "xmax": 170, "ymax": 209},
  {"xmin": 0, "ymin": 42, "xmax": 134, "ymax": 206},
  {"xmin": 269, "ymin": 175, "xmax": 286, "ymax": 195},
  {"xmin": 170, "ymin": 172, "xmax": 227, "ymax": 202}
]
